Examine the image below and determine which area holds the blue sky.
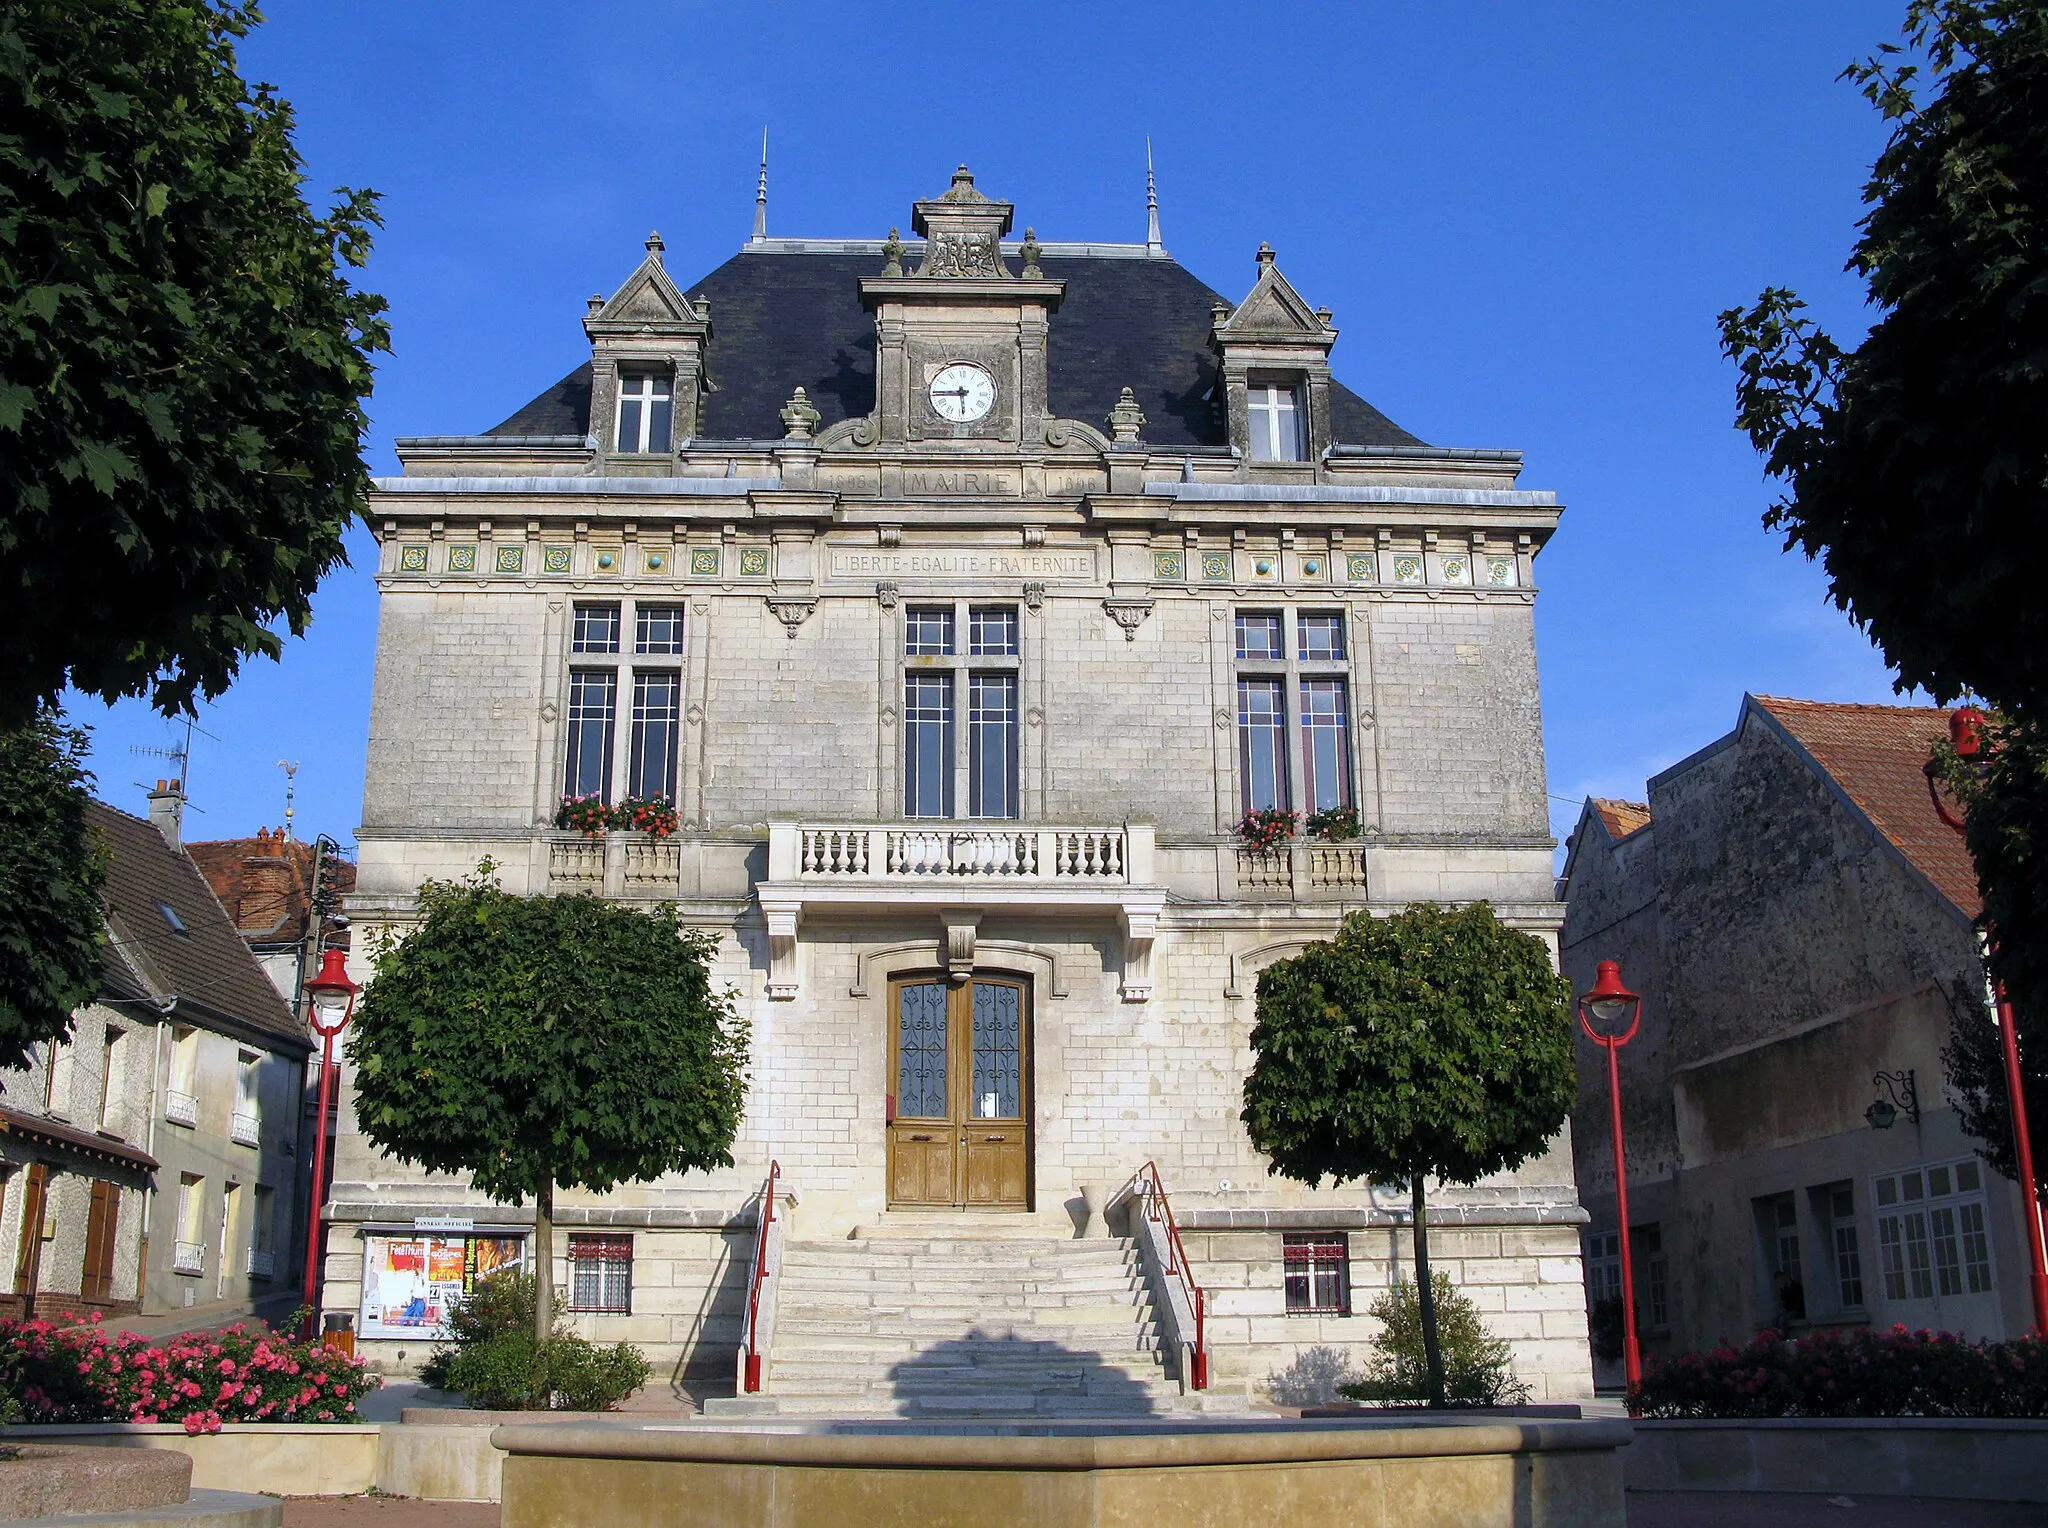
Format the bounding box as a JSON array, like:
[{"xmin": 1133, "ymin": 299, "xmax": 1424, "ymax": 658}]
[{"xmin": 73, "ymin": 1, "xmax": 1908, "ymax": 855}]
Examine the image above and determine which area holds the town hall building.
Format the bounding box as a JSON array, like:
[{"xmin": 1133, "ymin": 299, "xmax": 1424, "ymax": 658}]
[{"xmin": 330, "ymin": 165, "xmax": 1591, "ymax": 1408}]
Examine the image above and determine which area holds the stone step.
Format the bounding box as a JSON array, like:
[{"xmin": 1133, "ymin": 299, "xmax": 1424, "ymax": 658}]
[{"xmin": 776, "ymin": 1313, "xmax": 1159, "ymax": 1339}]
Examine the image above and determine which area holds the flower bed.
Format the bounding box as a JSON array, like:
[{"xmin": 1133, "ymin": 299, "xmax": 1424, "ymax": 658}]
[
  {"xmin": 1632, "ymin": 1325, "xmax": 2048, "ymax": 1419},
  {"xmin": 0, "ymin": 1314, "xmax": 379, "ymax": 1430}
]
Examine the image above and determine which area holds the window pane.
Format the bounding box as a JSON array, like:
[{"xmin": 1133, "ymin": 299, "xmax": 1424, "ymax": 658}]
[
  {"xmin": 896, "ymin": 983, "xmax": 948, "ymax": 1118},
  {"xmin": 904, "ymin": 672, "xmax": 953, "ymax": 817},
  {"xmin": 647, "ymin": 394, "xmax": 673, "ymax": 454},
  {"xmin": 629, "ymin": 671, "xmax": 681, "ymax": 800},
  {"xmin": 616, "ymin": 372, "xmax": 671, "ymax": 454},
  {"xmin": 1300, "ymin": 678, "xmax": 1351, "ymax": 812},
  {"xmin": 1904, "ymin": 1210, "xmax": 1933, "ymax": 1298},
  {"xmin": 1930, "ymin": 1206, "xmax": 1962, "ymax": 1297},
  {"xmin": 1237, "ymin": 678, "xmax": 1289, "ymax": 813},
  {"xmin": 905, "ymin": 607, "xmax": 954, "ymax": 656},
  {"xmin": 1299, "ymin": 613, "xmax": 1346, "ymax": 661},
  {"xmin": 968, "ymin": 673, "xmax": 1019, "ymax": 818},
  {"xmin": 1878, "ymin": 1216, "xmax": 1907, "ymax": 1300},
  {"xmin": 1235, "ymin": 613, "xmax": 1283, "ymax": 661},
  {"xmin": 572, "ymin": 602, "xmax": 621, "ymax": 654},
  {"xmin": 635, "ymin": 604, "xmax": 683, "ymax": 655},
  {"xmin": 970, "ymin": 982, "xmax": 1021, "ymax": 1119},
  {"xmin": 565, "ymin": 670, "xmax": 617, "ymax": 800},
  {"xmin": 969, "ymin": 606, "xmax": 1018, "ymax": 656},
  {"xmin": 616, "ymin": 395, "xmax": 644, "ymax": 453},
  {"xmin": 1959, "ymin": 1201, "xmax": 1993, "ymax": 1292}
]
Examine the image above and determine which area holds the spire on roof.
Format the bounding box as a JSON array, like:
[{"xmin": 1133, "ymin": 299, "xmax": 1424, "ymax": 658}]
[
  {"xmin": 752, "ymin": 129, "xmax": 768, "ymax": 244},
  {"xmin": 1145, "ymin": 138, "xmax": 1165, "ymax": 256}
]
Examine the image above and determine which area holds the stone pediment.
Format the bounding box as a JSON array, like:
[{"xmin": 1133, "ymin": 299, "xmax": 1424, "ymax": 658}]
[
  {"xmin": 586, "ymin": 234, "xmax": 708, "ymax": 340},
  {"xmin": 1216, "ymin": 248, "xmax": 1334, "ymax": 344}
]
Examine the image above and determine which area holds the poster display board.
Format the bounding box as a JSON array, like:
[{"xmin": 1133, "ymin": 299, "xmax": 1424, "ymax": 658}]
[{"xmin": 358, "ymin": 1232, "xmax": 526, "ymax": 1339}]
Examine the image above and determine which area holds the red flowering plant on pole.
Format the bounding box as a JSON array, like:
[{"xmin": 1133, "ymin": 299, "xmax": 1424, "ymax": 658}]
[
  {"xmin": 617, "ymin": 794, "xmax": 678, "ymax": 839},
  {"xmin": 0, "ymin": 1312, "xmax": 379, "ymax": 1428}
]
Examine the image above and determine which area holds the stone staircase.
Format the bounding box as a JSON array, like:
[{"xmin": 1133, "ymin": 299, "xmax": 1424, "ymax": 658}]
[{"xmin": 729, "ymin": 1230, "xmax": 1196, "ymax": 1417}]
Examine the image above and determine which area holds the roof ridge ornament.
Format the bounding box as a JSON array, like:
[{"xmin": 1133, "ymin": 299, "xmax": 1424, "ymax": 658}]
[
  {"xmin": 939, "ymin": 164, "xmax": 990, "ymax": 204},
  {"xmin": 779, "ymin": 385, "xmax": 820, "ymax": 440},
  {"xmin": 881, "ymin": 227, "xmax": 903, "ymax": 277},
  {"xmin": 912, "ymin": 165, "xmax": 1013, "ymax": 278},
  {"xmin": 1107, "ymin": 386, "xmax": 1146, "ymax": 444},
  {"xmin": 752, "ymin": 129, "xmax": 769, "ymax": 244},
  {"xmin": 1145, "ymin": 139, "xmax": 1165, "ymax": 256},
  {"xmin": 646, "ymin": 230, "xmax": 665, "ymax": 264},
  {"xmin": 1019, "ymin": 227, "xmax": 1042, "ymax": 279}
]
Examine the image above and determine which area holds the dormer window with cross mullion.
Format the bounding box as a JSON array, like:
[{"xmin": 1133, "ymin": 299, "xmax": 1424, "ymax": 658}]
[
  {"xmin": 615, "ymin": 370, "xmax": 674, "ymax": 454},
  {"xmin": 1247, "ymin": 380, "xmax": 1305, "ymax": 462}
]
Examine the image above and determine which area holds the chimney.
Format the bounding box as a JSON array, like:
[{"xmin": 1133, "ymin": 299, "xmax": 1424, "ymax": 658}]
[{"xmin": 147, "ymin": 779, "xmax": 185, "ymax": 851}]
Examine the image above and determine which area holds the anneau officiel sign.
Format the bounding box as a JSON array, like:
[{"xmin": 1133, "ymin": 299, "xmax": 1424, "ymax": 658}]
[{"xmin": 830, "ymin": 549, "xmax": 1095, "ymax": 581}]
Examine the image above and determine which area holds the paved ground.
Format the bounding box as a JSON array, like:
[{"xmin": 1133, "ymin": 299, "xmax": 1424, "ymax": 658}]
[{"xmin": 280, "ymin": 1494, "xmax": 2048, "ymax": 1526}]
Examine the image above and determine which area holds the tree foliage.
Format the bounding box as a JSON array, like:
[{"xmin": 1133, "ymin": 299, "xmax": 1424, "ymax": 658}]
[
  {"xmin": 0, "ymin": 713, "xmax": 106, "ymax": 1070},
  {"xmin": 348, "ymin": 871, "xmax": 750, "ymax": 1339},
  {"xmin": 1718, "ymin": 1, "xmax": 2048, "ymax": 715},
  {"xmin": 0, "ymin": 1, "xmax": 388, "ymax": 729},
  {"xmin": 1241, "ymin": 902, "xmax": 1575, "ymax": 1402}
]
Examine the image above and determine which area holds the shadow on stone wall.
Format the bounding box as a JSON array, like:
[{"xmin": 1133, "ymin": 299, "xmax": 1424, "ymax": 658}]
[{"xmin": 882, "ymin": 1328, "xmax": 1164, "ymax": 1417}]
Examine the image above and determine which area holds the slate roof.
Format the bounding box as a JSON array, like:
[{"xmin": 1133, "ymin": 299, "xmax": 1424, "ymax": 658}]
[
  {"xmin": 1751, "ymin": 696, "xmax": 1982, "ymax": 919},
  {"xmin": 89, "ymin": 803, "xmax": 308, "ymax": 1049},
  {"xmin": 1588, "ymin": 798, "xmax": 1651, "ymax": 841},
  {"xmin": 487, "ymin": 248, "xmax": 1422, "ymax": 450}
]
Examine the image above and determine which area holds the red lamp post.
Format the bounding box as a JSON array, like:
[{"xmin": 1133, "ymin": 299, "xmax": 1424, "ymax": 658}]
[
  {"xmin": 1578, "ymin": 959, "xmax": 1644, "ymax": 1394},
  {"xmin": 301, "ymin": 947, "xmax": 359, "ymax": 1336},
  {"xmin": 1924, "ymin": 707, "xmax": 2048, "ymax": 1335}
]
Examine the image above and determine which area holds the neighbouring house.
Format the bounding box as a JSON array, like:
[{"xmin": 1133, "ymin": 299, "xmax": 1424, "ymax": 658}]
[
  {"xmin": 1559, "ymin": 695, "xmax": 2034, "ymax": 1377},
  {"xmin": 188, "ymin": 827, "xmax": 357, "ymax": 1012},
  {"xmin": 332, "ymin": 163, "xmax": 1589, "ymax": 1406},
  {"xmin": 0, "ymin": 785, "xmax": 313, "ymax": 1321}
]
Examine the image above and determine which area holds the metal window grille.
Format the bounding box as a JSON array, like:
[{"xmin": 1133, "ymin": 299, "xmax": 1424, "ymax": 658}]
[
  {"xmin": 572, "ymin": 602, "xmax": 621, "ymax": 654},
  {"xmin": 1234, "ymin": 613, "xmax": 1283, "ymax": 661},
  {"xmin": 615, "ymin": 371, "xmax": 673, "ymax": 454},
  {"xmin": 568, "ymin": 1235, "xmax": 633, "ymax": 1313},
  {"xmin": 635, "ymin": 604, "xmax": 684, "ymax": 655},
  {"xmin": 629, "ymin": 670, "xmax": 681, "ymax": 800},
  {"xmin": 564, "ymin": 670, "xmax": 618, "ymax": 800},
  {"xmin": 1236, "ymin": 678, "xmax": 1288, "ymax": 813},
  {"xmin": 969, "ymin": 606, "xmax": 1018, "ymax": 656},
  {"xmin": 968, "ymin": 673, "xmax": 1019, "ymax": 818},
  {"xmin": 1282, "ymin": 1235, "xmax": 1349, "ymax": 1314},
  {"xmin": 903, "ymin": 672, "xmax": 954, "ymax": 817},
  {"xmin": 904, "ymin": 608, "xmax": 954, "ymax": 656},
  {"xmin": 1298, "ymin": 613, "xmax": 1346, "ymax": 661},
  {"xmin": 1299, "ymin": 678, "xmax": 1351, "ymax": 811}
]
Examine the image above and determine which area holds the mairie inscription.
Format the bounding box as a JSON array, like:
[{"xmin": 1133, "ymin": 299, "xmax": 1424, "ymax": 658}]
[{"xmin": 830, "ymin": 549, "xmax": 1095, "ymax": 581}]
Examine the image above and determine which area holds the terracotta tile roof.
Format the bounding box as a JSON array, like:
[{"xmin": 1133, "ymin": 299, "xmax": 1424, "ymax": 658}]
[
  {"xmin": 187, "ymin": 829, "xmax": 356, "ymax": 945},
  {"xmin": 1590, "ymin": 798, "xmax": 1651, "ymax": 841},
  {"xmin": 1751, "ymin": 696, "xmax": 1982, "ymax": 918}
]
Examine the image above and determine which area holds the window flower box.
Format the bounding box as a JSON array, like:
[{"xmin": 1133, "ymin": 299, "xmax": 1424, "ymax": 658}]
[
  {"xmin": 554, "ymin": 793, "xmax": 615, "ymax": 837},
  {"xmin": 1306, "ymin": 805, "xmax": 1360, "ymax": 841},
  {"xmin": 1234, "ymin": 808, "xmax": 1299, "ymax": 853},
  {"xmin": 618, "ymin": 794, "xmax": 678, "ymax": 840}
]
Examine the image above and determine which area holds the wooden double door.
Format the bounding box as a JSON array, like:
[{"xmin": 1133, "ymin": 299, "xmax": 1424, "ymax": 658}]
[{"xmin": 886, "ymin": 975, "xmax": 1030, "ymax": 1210}]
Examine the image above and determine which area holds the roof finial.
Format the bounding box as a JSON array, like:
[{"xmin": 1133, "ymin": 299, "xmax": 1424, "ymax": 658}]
[
  {"xmin": 1145, "ymin": 138, "xmax": 1165, "ymax": 256},
  {"xmin": 751, "ymin": 128, "xmax": 768, "ymax": 244},
  {"xmin": 645, "ymin": 230, "xmax": 665, "ymax": 263}
]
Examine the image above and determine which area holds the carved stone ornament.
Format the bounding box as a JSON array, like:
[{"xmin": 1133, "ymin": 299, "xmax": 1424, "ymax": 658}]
[
  {"xmin": 686, "ymin": 703, "xmax": 704, "ymax": 725},
  {"xmin": 1023, "ymin": 581, "xmax": 1046, "ymax": 611},
  {"xmin": 850, "ymin": 417, "xmax": 878, "ymax": 447},
  {"xmin": 767, "ymin": 596, "xmax": 816, "ymax": 638},
  {"xmin": 779, "ymin": 385, "xmax": 821, "ymax": 439},
  {"xmin": 540, "ymin": 701, "xmax": 558, "ymax": 723},
  {"xmin": 1103, "ymin": 598, "xmax": 1153, "ymax": 641},
  {"xmin": 941, "ymin": 909, "xmax": 982, "ymax": 985},
  {"xmin": 1043, "ymin": 422, "xmax": 1069, "ymax": 448},
  {"xmin": 1106, "ymin": 386, "xmax": 1147, "ymax": 444},
  {"xmin": 920, "ymin": 232, "xmax": 1006, "ymax": 279},
  {"xmin": 1019, "ymin": 226, "xmax": 1043, "ymax": 279},
  {"xmin": 881, "ymin": 227, "xmax": 904, "ymax": 278},
  {"xmin": 876, "ymin": 580, "xmax": 900, "ymax": 609}
]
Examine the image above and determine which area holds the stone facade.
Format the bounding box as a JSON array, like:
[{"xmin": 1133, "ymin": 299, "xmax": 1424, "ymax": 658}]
[
  {"xmin": 1560, "ymin": 696, "xmax": 2035, "ymax": 1376},
  {"xmin": 335, "ymin": 169, "xmax": 1588, "ymax": 1402}
]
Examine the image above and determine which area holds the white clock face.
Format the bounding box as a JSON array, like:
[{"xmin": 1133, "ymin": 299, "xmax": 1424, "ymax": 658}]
[{"xmin": 929, "ymin": 363, "xmax": 996, "ymax": 423}]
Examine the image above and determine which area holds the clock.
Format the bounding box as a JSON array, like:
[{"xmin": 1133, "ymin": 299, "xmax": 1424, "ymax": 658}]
[{"xmin": 928, "ymin": 362, "xmax": 996, "ymax": 424}]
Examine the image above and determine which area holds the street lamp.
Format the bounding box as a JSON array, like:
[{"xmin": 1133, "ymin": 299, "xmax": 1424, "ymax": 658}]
[
  {"xmin": 1923, "ymin": 707, "xmax": 2048, "ymax": 1335},
  {"xmin": 301, "ymin": 947, "xmax": 359, "ymax": 1337},
  {"xmin": 1578, "ymin": 959, "xmax": 1644, "ymax": 1394}
]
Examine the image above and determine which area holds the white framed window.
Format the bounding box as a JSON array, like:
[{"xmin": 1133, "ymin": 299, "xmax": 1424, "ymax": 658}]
[
  {"xmin": 901, "ymin": 602, "xmax": 1021, "ymax": 821},
  {"xmin": 1234, "ymin": 609, "xmax": 1355, "ymax": 817},
  {"xmin": 1874, "ymin": 1159, "xmax": 1994, "ymax": 1302},
  {"xmin": 614, "ymin": 370, "xmax": 673, "ymax": 454},
  {"xmin": 1753, "ymin": 1191, "xmax": 1805, "ymax": 1325},
  {"xmin": 1810, "ymin": 1181, "xmax": 1865, "ymax": 1312},
  {"xmin": 1635, "ymin": 1223, "xmax": 1668, "ymax": 1329},
  {"xmin": 1247, "ymin": 379, "xmax": 1305, "ymax": 461},
  {"xmin": 97, "ymin": 1027, "xmax": 124, "ymax": 1132},
  {"xmin": 231, "ymin": 1051, "xmax": 261, "ymax": 1148},
  {"xmin": 1585, "ymin": 1229, "xmax": 1621, "ymax": 1305},
  {"xmin": 563, "ymin": 600, "xmax": 684, "ymax": 807}
]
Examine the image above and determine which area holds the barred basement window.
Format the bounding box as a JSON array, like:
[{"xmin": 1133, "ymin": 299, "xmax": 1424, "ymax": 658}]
[
  {"xmin": 568, "ymin": 1234, "xmax": 633, "ymax": 1313},
  {"xmin": 1283, "ymin": 1233, "xmax": 1349, "ymax": 1315}
]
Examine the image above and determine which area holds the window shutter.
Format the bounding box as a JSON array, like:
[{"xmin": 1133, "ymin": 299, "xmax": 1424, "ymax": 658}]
[
  {"xmin": 83, "ymin": 1180, "xmax": 118, "ymax": 1303},
  {"xmin": 14, "ymin": 1163, "xmax": 47, "ymax": 1296}
]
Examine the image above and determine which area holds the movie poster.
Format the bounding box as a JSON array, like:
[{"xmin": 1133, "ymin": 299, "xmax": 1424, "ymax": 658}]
[{"xmin": 358, "ymin": 1234, "xmax": 526, "ymax": 1339}]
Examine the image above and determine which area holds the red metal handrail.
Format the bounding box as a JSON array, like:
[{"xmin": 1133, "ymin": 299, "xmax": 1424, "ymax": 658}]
[
  {"xmin": 741, "ymin": 1159, "xmax": 779, "ymax": 1393},
  {"xmin": 1126, "ymin": 1160, "xmax": 1208, "ymax": 1390}
]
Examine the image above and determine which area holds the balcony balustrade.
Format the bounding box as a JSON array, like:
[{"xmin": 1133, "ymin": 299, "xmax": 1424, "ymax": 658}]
[
  {"xmin": 1234, "ymin": 843, "xmax": 1370, "ymax": 900},
  {"xmin": 164, "ymin": 1090, "xmax": 198, "ymax": 1128},
  {"xmin": 546, "ymin": 832, "xmax": 681, "ymax": 897},
  {"xmin": 172, "ymin": 1241, "xmax": 204, "ymax": 1276},
  {"xmin": 230, "ymin": 1111, "xmax": 261, "ymax": 1148},
  {"xmin": 246, "ymin": 1249, "xmax": 276, "ymax": 1279},
  {"xmin": 789, "ymin": 824, "xmax": 1132, "ymax": 883}
]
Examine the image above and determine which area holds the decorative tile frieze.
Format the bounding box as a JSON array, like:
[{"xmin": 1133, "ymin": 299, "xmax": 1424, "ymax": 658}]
[
  {"xmin": 1200, "ymin": 551, "xmax": 1232, "ymax": 582},
  {"xmin": 592, "ymin": 548, "xmax": 621, "ymax": 574},
  {"xmin": 1152, "ymin": 550, "xmax": 1185, "ymax": 581},
  {"xmin": 495, "ymin": 545, "xmax": 525, "ymax": 574},
  {"xmin": 399, "ymin": 545, "xmax": 429, "ymax": 573},
  {"xmin": 1345, "ymin": 552, "xmax": 1378, "ymax": 584},
  {"xmin": 446, "ymin": 545, "xmax": 477, "ymax": 573},
  {"xmin": 644, "ymin": 550, "xmax": 668, "ymax": 573},
  {"xmin": 542, "ymin": 545, "xmax": 572, "ymax": 574},
  {"xmin": 690, "ymin": 547, "xmax": 721, "ymax": 577},
  {"xmin": 1437, "ymin": 555, "xmax": 1472, "ymax": 586},
  {"xmin": 1486, "ymin": 556, "xmax": 1517, "ymax": 588},
  {"xmin": 1392, "ymin": 555, "xmax": 1423, "ymax": 585},
  {"xmin": 739, "ymin": 547, "xmax": 770, "ymax": 578}
]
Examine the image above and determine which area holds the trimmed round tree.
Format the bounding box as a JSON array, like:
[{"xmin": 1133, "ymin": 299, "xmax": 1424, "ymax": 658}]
[
  {"xmin": 1241, "ymin": 901, "xmax": 1575, "ymax": 1405},
  {"xmin": 348, "ymin": 871, "xmax": 750, "ymax": 1341}
]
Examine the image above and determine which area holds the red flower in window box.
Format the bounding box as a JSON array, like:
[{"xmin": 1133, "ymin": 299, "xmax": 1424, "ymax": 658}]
[
  {"xmin": 618, "ymin": 794, "xmax": 678, "ymax": 840},
  {"xmin": 554, "ymin": 794, "xmax": 616, "ymax": 837},
  {"xmin": 1234, "ymin": 808, "xmax": 1299, "ymax": 852}
]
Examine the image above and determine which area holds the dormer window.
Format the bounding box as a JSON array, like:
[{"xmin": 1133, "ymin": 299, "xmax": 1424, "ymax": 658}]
[
  {"xmin": 615, "ymin": 369, "xmax": 673, "ymax": 454},
  {"xmin": 1248, "ymin": 380, "xmax": 1304, "ymax": 462}
]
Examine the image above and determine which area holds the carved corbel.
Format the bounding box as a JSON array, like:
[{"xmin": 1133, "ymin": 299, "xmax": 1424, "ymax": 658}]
[
  {"xmin": 762, "ymin": 898, "xmax": 802, "ymax": 1000},
  {"xmin": 1103, "ymin": 598, "xmax": 1154, "ymax": 641},
  {"xmin": 941, "ymin": 908, "xmax": 983, "ymax": 985},
  {"xmin": 1023, "ymin": 582, "xmax": 1045, "ymax": 612},
  {"xmin": 1119, "ymin": 902, "xmax": 1160, "ymax": 1003},
  {"xmin": 767, "ymin": 596, "xmax": 816, "ymax": 638},
  {"xmin": 877, "ymin": 581, "xmax": 900, "ymax": 610}
]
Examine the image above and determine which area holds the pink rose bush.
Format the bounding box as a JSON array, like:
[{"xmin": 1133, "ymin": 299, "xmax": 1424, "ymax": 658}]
[
  {"xmin": 1632, "ymin": 1325, "xmax": 2048, "ymax": 1419},
  {"xmin": 0, "ymin": 1313, "xmax": 379, "ymax": 1426}
]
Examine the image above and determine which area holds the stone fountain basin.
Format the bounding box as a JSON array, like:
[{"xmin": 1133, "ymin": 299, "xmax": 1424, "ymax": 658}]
[
  {"xmin": 0, "ymin": 1443, "xmax": 192, "ymax": 1521},
  {"xmin": 494, "ymin": 1415, "xmax": 1633, "ymax": 1528}
]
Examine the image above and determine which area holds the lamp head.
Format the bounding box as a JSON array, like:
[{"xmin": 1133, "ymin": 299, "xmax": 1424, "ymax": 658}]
[
  {"xmin": 1865, "ymin": 1097, "xmax": 1897, "ymax": 1130},
  {"xmin": 1951, "ymin": 705, "xmax": 1989, "ymax": 760},
  {"xmin": 1577, "ymin": 960, "xmax": 1642, "ymax": 1042},
  {"xmin": 304, "ymin": 946, "xmax": 359, "ymax": 1038}
]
